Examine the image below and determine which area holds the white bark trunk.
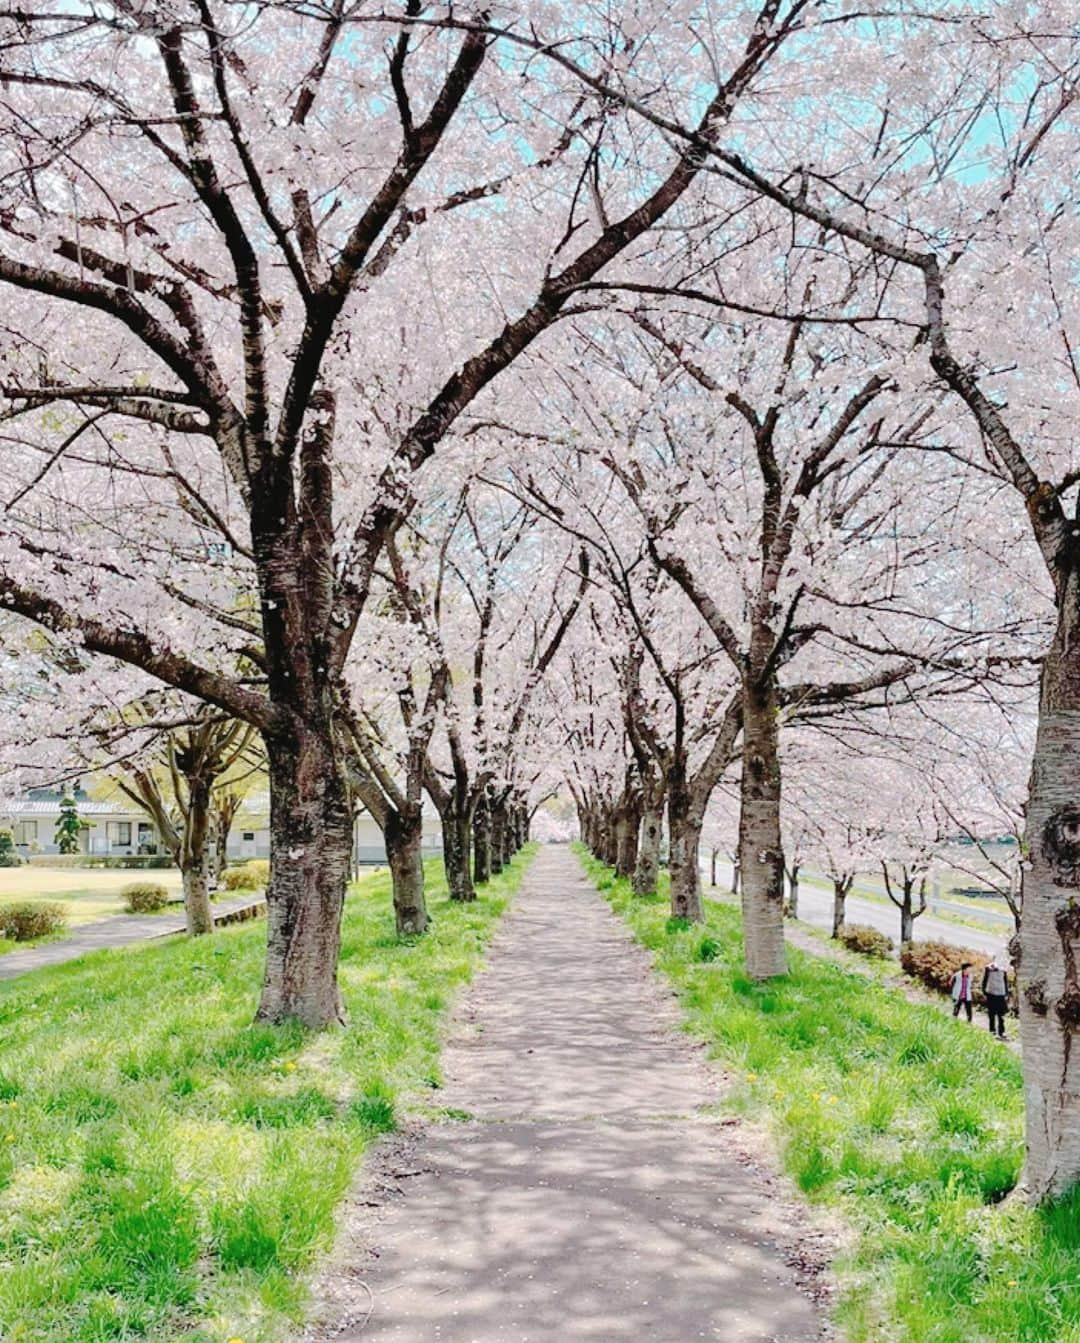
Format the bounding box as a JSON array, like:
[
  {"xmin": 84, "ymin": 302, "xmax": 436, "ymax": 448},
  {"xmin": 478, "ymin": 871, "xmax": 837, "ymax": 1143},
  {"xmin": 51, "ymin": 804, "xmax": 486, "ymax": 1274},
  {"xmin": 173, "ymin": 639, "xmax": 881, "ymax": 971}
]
[
  {"xmin": 632, "ymin": 805, "xmax": 662, "ymax": 897},
  {"xmin": 738, "ymin": 686, "xmax": 788, "ymax": 979},
  {"xmin": 1019, "ymin": 710, "xmax": 1080, "ymax": 1199}
]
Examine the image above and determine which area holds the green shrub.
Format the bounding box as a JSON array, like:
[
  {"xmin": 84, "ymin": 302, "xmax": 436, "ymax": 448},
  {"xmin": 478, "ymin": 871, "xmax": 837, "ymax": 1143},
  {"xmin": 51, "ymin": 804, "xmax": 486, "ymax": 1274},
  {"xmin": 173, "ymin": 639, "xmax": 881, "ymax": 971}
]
[
  {"xmin": 838, "ymin": 922, "xmax": 894, "ymax": 958},
  {"xmin": 900, "ymin": 940, "xmax": 1001, "ymax": 1007},
  {"xmin": 0, "ymin": 901, "xmax": 66, "ymax": 940},
  {"xmin": 222, "ymin": 860, "xmax": 270, "ymax": 891},
  {"xmin": 696, "ymin": 935, "xmax": 720, "ymax": 962},
  {"xmin": 121, "ymin": 882, "xmax": 170, "ymax": 913},
  {"xmin": 0, "ymin": 830, "xmax": 20, "ymax": 867}
]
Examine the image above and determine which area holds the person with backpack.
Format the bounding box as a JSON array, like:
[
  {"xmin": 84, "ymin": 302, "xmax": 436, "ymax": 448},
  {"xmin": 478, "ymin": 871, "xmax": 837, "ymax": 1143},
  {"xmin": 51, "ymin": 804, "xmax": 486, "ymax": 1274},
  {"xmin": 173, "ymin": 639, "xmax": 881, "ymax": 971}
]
[
  {"xmin": 950, "ymin": 961, "xmax": 975, "ymax": 1022},
  {"xmin": 982, "ymin": 959, "xmax": 1011, "ymax": 1039}
]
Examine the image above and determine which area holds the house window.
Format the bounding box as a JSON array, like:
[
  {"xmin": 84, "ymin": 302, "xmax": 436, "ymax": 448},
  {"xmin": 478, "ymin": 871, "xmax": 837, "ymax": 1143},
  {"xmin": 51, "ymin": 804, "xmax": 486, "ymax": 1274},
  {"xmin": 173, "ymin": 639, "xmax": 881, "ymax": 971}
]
[
  {"xmin": 107, "ymin": 821, "xmax": 132, "ymax": 847},
  {"xmin": 242, "ymin": 832, "xmax": 255, "ymax": 842},
  {"xmin": 137, "ymin": 822, "xmax": 157, "ymax": 855},
  {"xmin": 14, "ymin": 820, "xmax": 37, "ymax": 845}
]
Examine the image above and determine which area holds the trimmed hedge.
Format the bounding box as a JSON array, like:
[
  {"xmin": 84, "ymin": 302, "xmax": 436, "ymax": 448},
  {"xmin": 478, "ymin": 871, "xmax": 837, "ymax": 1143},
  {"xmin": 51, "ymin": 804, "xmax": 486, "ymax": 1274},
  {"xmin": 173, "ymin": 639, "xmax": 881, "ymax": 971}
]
[
  {"xmin": 121, "ymin": 881, "xmax": 171, "ymax": 913},
  {"xmin": 900, "ymin": 940, "xmax": 1010, "ymax": 1009},
  {"xmin": 0, "ymin": 901, "xmax": 67, "ymax": 941},
  {"xmin": 838, "ymin": 922, "xmax": 894, "ymax": 958},
  {"xmin": 30, "ymin": 854, "xmax": 176, "ymax": 869},
  {"xmin": 222, "ymin": 859, "xmax": 270, "ymax": 891}
]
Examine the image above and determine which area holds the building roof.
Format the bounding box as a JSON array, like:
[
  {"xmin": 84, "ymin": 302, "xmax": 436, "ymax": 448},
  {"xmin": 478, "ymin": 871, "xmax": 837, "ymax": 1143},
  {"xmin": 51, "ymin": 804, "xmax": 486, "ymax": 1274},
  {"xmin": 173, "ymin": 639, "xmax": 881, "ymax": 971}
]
[{"xmin": 3, "ymin": 799, "xmax": 135, "ymax": 817}]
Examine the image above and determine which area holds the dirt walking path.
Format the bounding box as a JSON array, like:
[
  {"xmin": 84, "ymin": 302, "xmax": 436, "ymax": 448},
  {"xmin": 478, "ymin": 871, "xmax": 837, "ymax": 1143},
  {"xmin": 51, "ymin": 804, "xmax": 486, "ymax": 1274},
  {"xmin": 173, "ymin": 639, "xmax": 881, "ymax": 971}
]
[{"xmin": 308, "ymin": 846, "xmax": 828, "ymax": 1342}]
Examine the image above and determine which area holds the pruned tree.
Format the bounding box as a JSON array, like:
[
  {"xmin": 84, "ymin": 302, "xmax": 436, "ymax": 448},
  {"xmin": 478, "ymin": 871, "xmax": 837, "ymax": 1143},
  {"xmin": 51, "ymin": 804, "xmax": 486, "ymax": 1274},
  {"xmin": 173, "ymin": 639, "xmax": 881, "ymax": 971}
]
[{"xmin": 115, "ymin": 712, "xmax": 259, "ymax": 934}]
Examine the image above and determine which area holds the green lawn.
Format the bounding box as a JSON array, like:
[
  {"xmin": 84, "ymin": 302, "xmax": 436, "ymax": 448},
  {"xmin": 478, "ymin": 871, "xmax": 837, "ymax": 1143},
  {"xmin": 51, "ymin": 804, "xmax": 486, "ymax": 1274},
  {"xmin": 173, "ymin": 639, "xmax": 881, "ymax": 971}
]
[
  {"xmin": 0, "ymin": 866, "xmax": 185, "ymax": 929},
  {"xmin": 577, "ymin": 847, "xmax": 1080, "ymax": 1343},
  {"xmin": 0, "ymin": 849, "xmax": 534, "ymax": 1343}
]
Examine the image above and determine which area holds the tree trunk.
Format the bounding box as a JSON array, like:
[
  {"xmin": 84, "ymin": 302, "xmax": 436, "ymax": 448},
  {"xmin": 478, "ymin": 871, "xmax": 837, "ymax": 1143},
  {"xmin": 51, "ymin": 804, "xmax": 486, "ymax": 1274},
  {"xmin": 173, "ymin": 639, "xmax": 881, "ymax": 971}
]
[
  {"xmin": 490, "ymin": 803, "xmax": 506, "ymax": 875},
  {"xmin": 633, "ymin": 803, "xmax": 662, "ymax": 897},
  {"xmin": 787, "ymin": 864, "xmax": 800, "ymax": 919},
  {"xmin": 900, "ymin": 893, "xmax": 914, "ymax": 947},
  {"xmin": 731, "ymin": 855, "xmax": 740, "ymax": 895},
  {"xmin": 501, "ymin": 805, "xmax": 516, "ymax": 866},
  {"xmin": 257, "ymin": 726, "xmax": 351, "ymax": 1028},
  {"xmin": 710, "ymin": 847, "xmax": 718, "ymax": 888},
  {"xmin": 181, "ymin": 775, "xmax": 215, "ymax": 936},
  {"xmin": 385, "ymin": 806, "xmax": 428, "ymax": 936},
  {"xmin": 738, "ymin": 677, "xmax": 788, "ymax": 979},
  {"xmin": 831, "ymin": 876, "xmax": 851, "ymax": 940},
  {"xmin": 214, "ymin": 817, "xmax": 229, "ymax": 882},
  {"xmin": 595, "ymin": 805, "xmax": 613, "ymax": 865},
  {"xmin": 182, "ymin": 861, "xmax": 214, "ymax": 936},
  {"xmin": 668, "ymin": 775, "xmax": 703, "ymax": 922},
  {"xmin": 441, "ymin": 795, "xmax": 475, "ymax": 903},
  {"xmin": 615, "ymin": 796, "xmax": 641, "ymax": 879},
  {"xmin": 1018, "ymin": 601, "xmax": 1080, "ymax": 1198},
  {"xmin": 473, "ymin": 798, "xmax": 492, "ymax": 884}
]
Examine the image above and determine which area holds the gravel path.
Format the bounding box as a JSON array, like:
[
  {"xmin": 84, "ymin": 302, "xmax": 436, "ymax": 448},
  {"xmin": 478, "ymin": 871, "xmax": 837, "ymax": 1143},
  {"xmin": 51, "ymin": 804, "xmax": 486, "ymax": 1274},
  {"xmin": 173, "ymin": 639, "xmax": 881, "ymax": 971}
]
[{"xmin": 308, "ymin": 846, "xmax": 828, "ymax": 1343}]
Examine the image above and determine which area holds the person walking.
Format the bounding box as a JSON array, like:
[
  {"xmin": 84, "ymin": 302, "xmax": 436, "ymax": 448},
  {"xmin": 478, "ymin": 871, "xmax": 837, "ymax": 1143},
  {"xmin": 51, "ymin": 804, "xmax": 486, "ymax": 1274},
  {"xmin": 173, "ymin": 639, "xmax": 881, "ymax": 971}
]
[
  {"xmin": 950, "ymin": 961, "xmax": 974, "ymax": 1022},
  {"xmin": 982, "ymin": 959, "xmax": 1011, "ymax": 1039}
]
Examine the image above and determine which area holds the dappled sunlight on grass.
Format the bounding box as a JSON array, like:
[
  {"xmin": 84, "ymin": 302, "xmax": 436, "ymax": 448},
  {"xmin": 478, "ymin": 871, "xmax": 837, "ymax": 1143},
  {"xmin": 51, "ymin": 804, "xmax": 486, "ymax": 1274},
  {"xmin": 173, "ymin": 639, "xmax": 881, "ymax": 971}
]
[
  {"xmin": 577, "ymin": 846, "xmax": 1080, "ymax": 1343},
  {"xmin": 0, "ymin": 849, "xmax": 535, "ymax": 1342}
]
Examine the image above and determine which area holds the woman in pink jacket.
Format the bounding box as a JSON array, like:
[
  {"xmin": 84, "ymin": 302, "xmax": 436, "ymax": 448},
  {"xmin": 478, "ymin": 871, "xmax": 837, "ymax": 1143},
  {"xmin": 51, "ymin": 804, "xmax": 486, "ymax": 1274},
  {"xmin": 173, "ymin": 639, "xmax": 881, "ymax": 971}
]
[{"xmin": 950, "ymin": 962, "xmax": 974, "ymax": 1022}]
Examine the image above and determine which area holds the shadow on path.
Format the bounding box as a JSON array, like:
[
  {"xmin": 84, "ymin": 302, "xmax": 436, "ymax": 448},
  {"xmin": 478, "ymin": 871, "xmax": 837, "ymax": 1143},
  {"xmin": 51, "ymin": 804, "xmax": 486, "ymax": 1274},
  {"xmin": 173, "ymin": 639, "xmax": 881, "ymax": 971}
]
[{"xmin": 308, "ymin": 845, "xmax": 828, "ymax": 1342}]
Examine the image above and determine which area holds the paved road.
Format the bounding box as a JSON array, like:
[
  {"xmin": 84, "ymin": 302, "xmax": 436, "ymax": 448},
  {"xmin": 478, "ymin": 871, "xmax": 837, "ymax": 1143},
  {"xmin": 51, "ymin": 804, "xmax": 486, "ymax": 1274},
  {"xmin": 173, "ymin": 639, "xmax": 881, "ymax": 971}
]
[
  {"xmin": 707, "ymin": 859, "xmax": 1013, "ymax": 960},
  {"xmin": 309, "ymin": 845, "xmax": 825, "ymax": 1343},
  {"xmin": 0, "ymin": 892, "xmax": 265, "ymax": 981}
]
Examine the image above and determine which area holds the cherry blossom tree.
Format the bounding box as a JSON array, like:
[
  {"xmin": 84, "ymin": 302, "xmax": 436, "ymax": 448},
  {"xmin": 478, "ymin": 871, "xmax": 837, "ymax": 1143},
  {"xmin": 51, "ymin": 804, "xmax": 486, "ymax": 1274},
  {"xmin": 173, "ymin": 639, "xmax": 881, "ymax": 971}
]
[
  {"xmin": 647, "ymin": 16, "xmax": 1078, "ymax": 1196},
  {"xmin": 0, "ymin": 2, "xmax": 798, "ymax": 1025}
]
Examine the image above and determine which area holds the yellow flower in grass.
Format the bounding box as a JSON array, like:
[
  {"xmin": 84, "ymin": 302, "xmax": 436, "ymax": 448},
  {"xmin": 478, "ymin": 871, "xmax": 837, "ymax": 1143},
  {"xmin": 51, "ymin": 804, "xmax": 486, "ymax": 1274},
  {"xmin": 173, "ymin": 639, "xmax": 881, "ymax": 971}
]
[
  {"xmin": 810, "ymin": 1092, "xmax": 821, "ymax": 1102},
  {"xmin": 283, "ymin": 1062, "xmax": 297, "ymax": 1073},
  {"xmin": 4, "ymin": 1134, "xmax": 14, "ymax": 1143},
  {"xmin": 746, "ymin": 1072, "xmax": 757, "ymax": 1081}
]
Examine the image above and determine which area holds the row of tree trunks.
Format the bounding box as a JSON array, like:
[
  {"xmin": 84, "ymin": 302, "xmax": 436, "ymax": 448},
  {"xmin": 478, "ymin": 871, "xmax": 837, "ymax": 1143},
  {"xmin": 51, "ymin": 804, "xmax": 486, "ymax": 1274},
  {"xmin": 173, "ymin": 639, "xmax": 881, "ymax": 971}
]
[{"xmin": 470, "ymin": 791, "xmax": 528, "ymax": 888}]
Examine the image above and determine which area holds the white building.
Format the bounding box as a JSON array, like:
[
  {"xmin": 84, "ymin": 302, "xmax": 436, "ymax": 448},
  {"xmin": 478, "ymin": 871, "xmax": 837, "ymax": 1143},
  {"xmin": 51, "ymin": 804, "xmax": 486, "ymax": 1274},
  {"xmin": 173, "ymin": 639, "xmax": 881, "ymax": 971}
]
[
  {"xmin": 2, "ymin": 790, "xmax": 441, "ymax": 865},
  {"xmin": 2, "ymin": 795, "xmax": 161, "ymax": 857},
  {"xmin": 352, "ymin": 807, "xmax": 443, "ymax": 867}
]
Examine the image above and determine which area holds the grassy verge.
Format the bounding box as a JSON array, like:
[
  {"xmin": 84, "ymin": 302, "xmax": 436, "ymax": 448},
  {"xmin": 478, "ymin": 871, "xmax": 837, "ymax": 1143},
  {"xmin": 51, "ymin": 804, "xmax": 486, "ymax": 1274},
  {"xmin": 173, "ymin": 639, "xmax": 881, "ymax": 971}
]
[
  {"xmin": 0, "ymin": 848, "xmax": 535, "ymax": 1343},
  {"xmin": 576, "ymin": 846, "xmax": 1080, "ymax": 1343}
]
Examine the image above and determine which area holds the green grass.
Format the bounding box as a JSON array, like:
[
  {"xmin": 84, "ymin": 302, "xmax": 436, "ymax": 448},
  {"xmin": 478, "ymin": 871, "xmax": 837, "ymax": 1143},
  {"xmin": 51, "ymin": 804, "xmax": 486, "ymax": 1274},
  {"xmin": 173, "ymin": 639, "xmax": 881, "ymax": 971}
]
[
  {"xmin": 0, "ymin": 867, "xmax": 186, "ymax": 927},
  {"xmin": 0, "ymin": 848, "xmax": 535, "ymax": 1343},
  {"xmin": 576, "ymin": 846, "xmax": 1080, "ymax": 1343}
]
